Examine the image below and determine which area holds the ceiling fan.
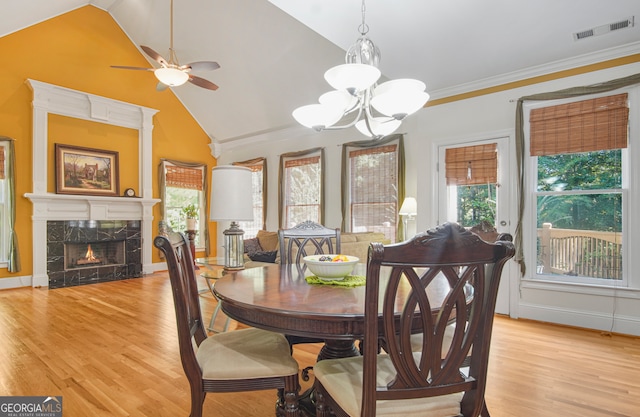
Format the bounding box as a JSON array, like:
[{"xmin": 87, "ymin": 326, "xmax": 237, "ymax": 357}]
[{"xmin": 111, "ymin": 0, "xmax": 220, "ymax": 91}]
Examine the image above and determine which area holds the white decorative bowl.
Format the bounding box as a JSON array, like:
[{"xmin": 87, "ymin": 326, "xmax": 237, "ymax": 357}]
[{"xmin": 303, "ymin": 255, "xmax": 359, "ymax": 280}]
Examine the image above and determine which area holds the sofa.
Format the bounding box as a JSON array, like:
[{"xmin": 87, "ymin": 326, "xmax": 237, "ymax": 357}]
[{"xmin": 243, "ymin": 229, "xmax": 391, "ymax": 268}]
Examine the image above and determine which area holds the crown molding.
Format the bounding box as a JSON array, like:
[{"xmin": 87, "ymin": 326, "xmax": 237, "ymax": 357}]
[{"xmin": 429, "ymin": 41, "xmax": 640, "ymax": 100}]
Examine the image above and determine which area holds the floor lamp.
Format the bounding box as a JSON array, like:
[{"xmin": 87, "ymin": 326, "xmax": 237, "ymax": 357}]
[
  {"xmin": 399, "ymin": 197, "xmax": 417, "ymax": 241},
  {"xmin": 210, "ymin": 165, "xmax": 254, "ymax": 270}
]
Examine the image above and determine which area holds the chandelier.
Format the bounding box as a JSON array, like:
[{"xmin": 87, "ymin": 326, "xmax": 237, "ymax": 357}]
[{"xmin": 292, "ymin": 0, "xmax": 429, "ymax": 139}]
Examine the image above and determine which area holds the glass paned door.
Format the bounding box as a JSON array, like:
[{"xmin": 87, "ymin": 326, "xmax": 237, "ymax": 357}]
[{"xmin": 437, "ymin": 136, "xmax": 513, "ymax": 314}]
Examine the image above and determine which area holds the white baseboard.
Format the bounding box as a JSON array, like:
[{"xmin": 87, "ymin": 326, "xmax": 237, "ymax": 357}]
[
  {"xmin": 146, "ymin": 262, "xmax": 168, "ymax": 274},
  {"xmin": 0, "ymin": 275, "xmax": 33, "ymax": 289},
  {"xmin": 518, "ymin": 302, "xmax": 640, "ymax": 337}
]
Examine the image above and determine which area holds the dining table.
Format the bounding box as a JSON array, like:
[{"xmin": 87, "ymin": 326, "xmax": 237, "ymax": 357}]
[
  {"xmin": 212, "ymin": 262, "xmax": 464, "ymax": 361},
  {"xmin": 212, "ymin": 262, "xmax": 467, "ymax": 416}
]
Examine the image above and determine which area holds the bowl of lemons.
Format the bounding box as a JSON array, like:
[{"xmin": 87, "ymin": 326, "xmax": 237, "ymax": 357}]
[{"xmin": 302, "ymin": 254, "xmax": 360, "ymax": 280}]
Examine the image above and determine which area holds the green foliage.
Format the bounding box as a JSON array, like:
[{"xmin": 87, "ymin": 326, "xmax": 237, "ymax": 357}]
[
  {"xmin": 182, "ymin": 203, "xmax": 199, "ymax": 219},
  {"xmin": 537, "ymin": 150, "xmax": 622, "ymax": 232},
  {"xmin": 456, "ymin": 184, "xmax": 496, "ymax": 227}
]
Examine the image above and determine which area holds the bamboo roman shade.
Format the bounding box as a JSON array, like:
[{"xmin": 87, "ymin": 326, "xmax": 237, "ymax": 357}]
[
  {"xmin": 165, "ymin": 165, "xmax": 204, "ymax": 190},
  {"xmin": 445, "ymin": 143, "xmax": 497, "ymax": 186},
  {"xmin": 349, "ymin": 144, "xmax": 397, "ymax": 202},
  {"xmin": 529, "ymin": 93, "xmax": 629, "ymax": 156},
  {"xmin": 284, "ymin": 155, "xmax": 320, "ymax": 168}
]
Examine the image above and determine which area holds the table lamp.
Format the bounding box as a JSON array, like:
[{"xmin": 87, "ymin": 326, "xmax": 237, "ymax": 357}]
[
  {"xmin": 399, "ymin": 197, "xmax": 417, "ymax": 240},
  {"xmin": 210, "ymin": 165, "xmax": 254, "ymax": 270}
]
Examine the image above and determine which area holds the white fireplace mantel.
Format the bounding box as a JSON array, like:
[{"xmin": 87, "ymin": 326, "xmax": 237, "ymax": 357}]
[{"xmin": 25, "ymin": 80, "xmax": 160, "ymax": 287}]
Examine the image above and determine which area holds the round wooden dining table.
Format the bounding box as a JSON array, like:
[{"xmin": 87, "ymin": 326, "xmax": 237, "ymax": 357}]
[{"xmin": 212, "ymin": 262, "xmax": 460, "ymax": 360}]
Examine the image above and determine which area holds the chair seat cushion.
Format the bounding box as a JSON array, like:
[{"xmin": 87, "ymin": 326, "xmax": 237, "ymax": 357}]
[
  {"xmin": 196, "ymin": 328, "xmax": 298, "ymax": 380},
  {"xmin": 314, "ymin": 354, "xmax": 463, "ymax": 417}
]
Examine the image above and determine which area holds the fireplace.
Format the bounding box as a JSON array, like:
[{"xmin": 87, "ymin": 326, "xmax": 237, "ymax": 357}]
[
  {"xmin": 64, "ymin": 241, "xmax": 126, "ymax": 269},
  {"xmin": 47, "ymin": 220, "xmax": 142, "ymax": 288}
]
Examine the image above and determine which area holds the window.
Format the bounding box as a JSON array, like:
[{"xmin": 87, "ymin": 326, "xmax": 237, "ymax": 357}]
[
  {"xmin": 346, "ymin": 141, "xmax": 400, "ymax": 242},
  {"xmin": 234, "ymin": 158, "xmax": 266, "ymax": 239},
  {"xmin": 280, "ymin": 149, "xmax": 323, "ymax": 228},
  {"xmin": 443, "ymin": 143, "xmax": 498, "ymax": 227},
  {"xmin": 0, "ymin": 142, "xmax": 9, "ymax": 263},
  {"xmin": 160, "ymin": 160, "xmax": 207, "ymax": 248},
  {"xmin": 526, "ymin": 93, "xmax": 628, "ymax": 284}
]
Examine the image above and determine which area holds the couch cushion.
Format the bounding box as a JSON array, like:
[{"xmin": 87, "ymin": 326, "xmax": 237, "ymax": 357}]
[
  {"xmin": 353, "ymin": 232, "xmax": 387, "ymax": 242},
  {"xmin": 257, "ymin": 230, "xmax": 279, "ymax": 252},
  {"xmin": 244, "ymin": 237, "xmax": 262, "ymax": 254},
  {"xmin": 248, "ymin": 250, "xmax": 278, "ymax": 263},
  {"xmin": 340, "ymin": 234, "xmax": 358, "ymax": 243}
]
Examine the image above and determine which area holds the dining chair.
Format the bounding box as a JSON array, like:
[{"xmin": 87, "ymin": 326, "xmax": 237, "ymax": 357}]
[
  {"xmin": 278, "ymin": 220, "xmax": 342, "ymax": 364},
  {"xmin": 278, "ymin": 220, "xmax": 341, "ymax": 265},
  {"xmin": 154, "ymin": 232, "xmax": 301, "ymax": 417},
  {"xmin": 313, "ymin": 222, "xmax": 515, "ymax": 417}
]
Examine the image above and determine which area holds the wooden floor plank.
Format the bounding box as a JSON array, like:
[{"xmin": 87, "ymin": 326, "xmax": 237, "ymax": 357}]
[{"xmin": 0, "ymin": 273, "xmax": 638, "ymax": 416}]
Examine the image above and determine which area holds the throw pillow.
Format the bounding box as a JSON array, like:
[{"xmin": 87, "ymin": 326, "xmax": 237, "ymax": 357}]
[
  {"xmin": 248, "ymin": 250, "xmax": 278, "ymax": 263},
  {"xmin": 256, "ymin": 230, "xmax": 279, "ymax": 252},
  {"xmin": 244, "ymin": 237, "xmax": 262, "ymax": 254}
]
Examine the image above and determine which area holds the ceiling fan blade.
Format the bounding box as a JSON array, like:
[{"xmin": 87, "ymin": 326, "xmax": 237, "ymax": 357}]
[
  {"xmin": 188, "ymin": 75, "xmax": 219, "ymax": 91},
  {"xmin": 140, "ymin": 45, "xmax": 168, "ymax": 67},
  {"xmin": 111, "ymin": 65, "xmax": 154, "ymax": 71},
  {"xmin": 181, "ymin": 61, "xmax": 220, "ymax": 72}
]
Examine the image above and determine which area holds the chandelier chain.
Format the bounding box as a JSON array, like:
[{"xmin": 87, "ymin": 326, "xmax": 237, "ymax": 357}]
[{"xmin": 358, "ymin": 0, "xmax": 369, "ymax": 36}]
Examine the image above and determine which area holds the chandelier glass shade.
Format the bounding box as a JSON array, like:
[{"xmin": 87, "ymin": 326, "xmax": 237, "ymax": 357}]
[
  {"xmin": 154, "ymin": 66, "xmax": 189, "ymax": 86},
  {"xmin": 292, "ymin": 1, "xmax": 429, "ymax": 139}
]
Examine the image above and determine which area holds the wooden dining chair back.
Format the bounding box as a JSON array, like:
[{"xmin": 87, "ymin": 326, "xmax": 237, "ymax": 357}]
[
  {"xmin": 154, "ymin": 232, "xmax": 301, "ymax": 417},
  {"xmin": 278, "ymin": 220, "xmax": 341, "ymax": 349},
  {"xmin": 278, "ymin": 220, "xmax": 341, "ymax": 265},
  {"xmin": 313, "ymin": 222, "xmax": 515, "ymax": 417}
]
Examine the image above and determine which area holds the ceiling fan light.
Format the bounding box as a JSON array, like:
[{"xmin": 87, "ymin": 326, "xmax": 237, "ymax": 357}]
[
  {"xmin": 355, "ymin": 117, "xmax": 401, "ymax": 138},
  {"xmin": 292, "ymin": 104, "xmax": 344, "ymax": 130},
  {"xmin": 324, "ymin": 64, "xmax": 381, "ymax": 92},
  {"xmin": 154, "ymin": 67, "xmax": 189, "ymax": 86},
  {"xmin": 371, "ymin": 79, "xmax": 430, "ymax": 117}
]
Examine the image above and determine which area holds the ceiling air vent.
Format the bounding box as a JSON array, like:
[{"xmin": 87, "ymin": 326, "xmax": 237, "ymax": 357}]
[{"xmin": 573, "ymin": 16, "xmax": 635, "ymax": 41}]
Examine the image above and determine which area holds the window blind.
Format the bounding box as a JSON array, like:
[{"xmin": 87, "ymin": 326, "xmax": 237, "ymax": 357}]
[
  {"xmin": 529, "ymin": 93, "xmax": 629, "ymax": 156},
  {"xmin": 445, "ymin": 144, "xmax": 497, "ymax": 186},
  {"xmin": 165, "ymin": 165, "xmax": 203, "ymax": 190},
  {"xmin": 349, "ymin": 144, "xmax": 398, "ymax": 233},
  {"xmin": 284, "ymin": 155, "xmax": 320, "ymax": 168}
]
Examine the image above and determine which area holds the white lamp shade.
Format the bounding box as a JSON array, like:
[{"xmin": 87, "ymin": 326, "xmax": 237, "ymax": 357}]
[
  {"xmin": 371, "ymin": 79, "xmax": 430, "ymax": 118},
  {"xmin": 324, "ymin": 63, "xmax": 381, "ymax": 92},
  {"xmin": 355, "ymin": 117, "xmax": 401, "ymax": 138},
  {"xmin": 292, "ymin": 103, "xmax": 344, "ymax": 129},
  {"xmin": 319, "ymin": 90, "xmax": 358, "ymax": 113},
  {"xmin": 210, "ymin": 166, "xmax": 254, "ymax": 221},
  {"xmin": 154, "ymin": 67, "xmax": 189, "ymax": 86},
  {"xmin": 399, "ymin": 197, "xmax": 417, "ymax": 216}
]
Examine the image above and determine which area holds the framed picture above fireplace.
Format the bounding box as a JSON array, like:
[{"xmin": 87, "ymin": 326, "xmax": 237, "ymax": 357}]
[{"xmin": 55, "ymin": 144, "xmax": 120, "ymax": 196}]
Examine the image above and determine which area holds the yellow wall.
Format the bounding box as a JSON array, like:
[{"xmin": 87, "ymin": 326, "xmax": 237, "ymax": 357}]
[{"xmin": 0, "ymin": 6, "xmax": 217, "ymax": 279}]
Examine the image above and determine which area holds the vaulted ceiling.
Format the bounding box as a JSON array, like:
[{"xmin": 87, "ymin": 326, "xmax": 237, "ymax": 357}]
[{"xmin": 3, "ymin": 0, "xmax": 639, "ymax": 145}]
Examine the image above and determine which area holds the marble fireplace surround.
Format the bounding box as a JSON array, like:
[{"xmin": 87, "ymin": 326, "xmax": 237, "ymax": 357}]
[{"xmin": 25, "ymin": 80, "xmax": 160, "ymax": 288}]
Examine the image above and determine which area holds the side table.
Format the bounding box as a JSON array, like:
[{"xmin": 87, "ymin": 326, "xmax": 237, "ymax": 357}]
[{"xmin": 195, "ymin": 257, "xmax": 231, "ymax": 333}]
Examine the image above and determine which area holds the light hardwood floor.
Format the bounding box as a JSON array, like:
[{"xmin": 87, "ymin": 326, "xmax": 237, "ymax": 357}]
[{"xmin": 1, "ymin": 273, "xmax": 638, "ymax": 417}]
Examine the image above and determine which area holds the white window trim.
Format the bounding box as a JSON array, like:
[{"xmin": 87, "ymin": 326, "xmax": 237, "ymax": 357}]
[
  {"xmin": 522, "ymin": 86, "xmax": 639, "ymax": 291},
  {"xmin": 161, "ymin": 161, "xmax": 207, "ymax": 250},
  {"xmin": 0, "ymin": 141, "xmax": 9, "ymax": 265}
]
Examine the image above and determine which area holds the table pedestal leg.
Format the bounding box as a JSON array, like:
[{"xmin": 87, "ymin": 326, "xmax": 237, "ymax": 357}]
[{"xmin": 318, "ymin": 339, "xmax": 360, "ymax": 361}]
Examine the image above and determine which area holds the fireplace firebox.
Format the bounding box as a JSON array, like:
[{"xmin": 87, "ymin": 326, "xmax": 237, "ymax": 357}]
[
  {"xmin": 47, "ymin": 220, "xmax": 142, "ymax": 288},
  {"xmin": 64, "ymin": 240, "xmax": 126, "ymax": 270}
]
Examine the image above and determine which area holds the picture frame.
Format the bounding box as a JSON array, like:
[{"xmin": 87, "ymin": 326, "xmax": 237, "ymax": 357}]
[{"xmin": 55, "ymin": 144, "xmax": 120, "ymax": 196}]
